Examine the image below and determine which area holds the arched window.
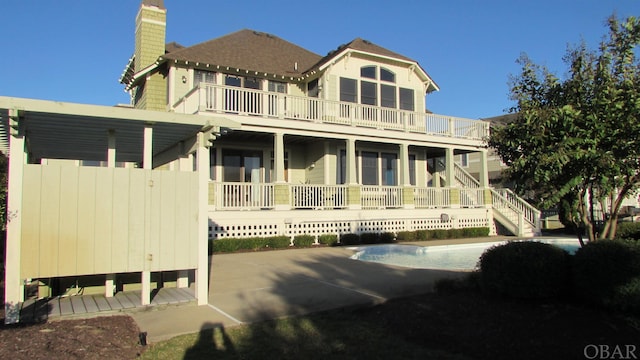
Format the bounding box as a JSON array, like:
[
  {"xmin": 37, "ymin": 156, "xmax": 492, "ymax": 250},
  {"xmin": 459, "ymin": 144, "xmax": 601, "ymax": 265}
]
[
  {"xmin": 360, "ymin": 66, "xmax": 376, "ymax": 79},
  {"xmin": 380, "ymin": 68, "xmax": 395, "ymax": 83}
]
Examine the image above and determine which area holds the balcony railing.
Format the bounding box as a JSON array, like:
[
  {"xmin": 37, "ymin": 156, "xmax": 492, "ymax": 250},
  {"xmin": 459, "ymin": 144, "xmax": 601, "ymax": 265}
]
[
  {"xmin": 291, "ymin": 184, "xmax": 348, "ymax": 209},
  {"xmin": 211, "ymin": 182, "xmax": 474, "ymax": 211},
  {"xmin": 174, "ymin": 84, "xmax": 489, "ymax": 140},
  {"xmin": 361, "ymin": 186, "xmax": 403, "ymax": 209}
]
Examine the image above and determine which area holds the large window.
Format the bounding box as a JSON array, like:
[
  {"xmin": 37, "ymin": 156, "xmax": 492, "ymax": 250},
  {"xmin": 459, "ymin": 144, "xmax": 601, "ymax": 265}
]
[
  {"xmin": 399, "ymin": 88, "xmax": 414, "ymax": 111},
  {"xmin": 381, "ymin": 153, "xmax": 397, "ymax": 186},
  {"xmin": 361, "ymin": 152, "xmax": 379, "ymax": 185},
  {"xmin": 340, "ymin": 77, "xmax": 357, "ymax": 103},
  {"xmin": 361, "ymin": 81, "xmax": 377, "ymax": 106},
  {"xmin": 381, "ymin": 84, "xmax": 396, "ymax": 108},
  {"xmin": 341, "ymin": 66, "xmax": 401, "ymax": 109},
  {"xmin": 222, "ymin": 150, "xmax": 263, "ymax": 182}
]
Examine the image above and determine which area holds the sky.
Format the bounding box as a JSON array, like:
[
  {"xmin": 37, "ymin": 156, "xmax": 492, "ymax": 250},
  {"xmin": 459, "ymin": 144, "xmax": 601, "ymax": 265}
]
[{"xmin": 0, "ymin": 1, "xmax": 638, "ymax": 120}]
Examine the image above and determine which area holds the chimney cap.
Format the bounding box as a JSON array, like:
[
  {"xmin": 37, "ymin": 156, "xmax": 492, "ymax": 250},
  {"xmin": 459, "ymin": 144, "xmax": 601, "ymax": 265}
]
[{"xmin": 142, "ymin": 0, "xmax": 164, "ymax": 9}]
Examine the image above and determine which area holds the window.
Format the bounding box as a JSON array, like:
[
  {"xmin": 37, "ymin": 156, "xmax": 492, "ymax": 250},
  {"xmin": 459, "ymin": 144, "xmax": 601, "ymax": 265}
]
[
  {"xmin": 225, "ymin": 75, "xmax": 241, "ymax": 87},
  {"xmin": 361, "ymin": 81, "xmax": 377, "ymax": 106},
  {"xmin": 381, "ymin": 153, "xmax": 397, "ymax": 186},
  {"xmin": 381, "ymin": 84, "xmax": 396, "ymax": 108},
  {"xmin": 268, "ymin": 80, "xmax": 286, "ymax": 93},
  {"xmin": 399, "ymin": 88, "xmax": 414, "ymax": 111},
  {"xmin": 307, "ymin": 79, "xmax": 319, "ymax": 97},
  {"xmin": 380, "ymin": 68, "xmax": 395, "ymax": 83},
  {"xmin": 194, "ymin": 70, "xmax": 216, "ymax": 87},
  {"xmin": 360, "ymin": 66, "xmax": 376, "ymax": 79},
  {"xmin": 361, "ymin": 151, "xmax": 378, "ymax": 185},
  {"xmin": 244, "ymin": 77, "xmax": 261, "ymax": 90},
  {"xmin": 222, "ymin": 150, "xmax": 263, "ymax": 182},
  {"xmin": 340, "ymin": 77, "xmax": 357, "ymax": 102}
]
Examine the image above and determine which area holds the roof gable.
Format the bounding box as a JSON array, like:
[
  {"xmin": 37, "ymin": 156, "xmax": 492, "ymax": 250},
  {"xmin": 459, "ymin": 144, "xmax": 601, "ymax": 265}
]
[{"xmin": 161, "ymin": 29, "xmax": 322, "ymax": 77}]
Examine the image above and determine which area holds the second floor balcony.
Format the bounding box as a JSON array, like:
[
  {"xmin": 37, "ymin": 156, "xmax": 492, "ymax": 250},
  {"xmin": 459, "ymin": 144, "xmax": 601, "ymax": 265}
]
[{"xmin": 173, "ymin": 84, "xmax": 489, "ymax": 141}]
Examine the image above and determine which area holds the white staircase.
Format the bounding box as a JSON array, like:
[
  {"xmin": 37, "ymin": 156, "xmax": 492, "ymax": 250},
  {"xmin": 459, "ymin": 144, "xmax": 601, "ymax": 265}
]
[{"xmin": 438, "ymin": 161, "xmax": 541, "ymax": 236}]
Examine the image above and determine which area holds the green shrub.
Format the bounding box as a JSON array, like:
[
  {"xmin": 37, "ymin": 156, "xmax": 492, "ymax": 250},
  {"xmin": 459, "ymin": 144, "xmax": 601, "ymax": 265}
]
[
  {"xmin": 318, "ymin": 234, "xmax": 338, "ymax": 246},
  {"xmin": 359, "ymin": 232, "xmax": 379, "ymax": 244},
  {"xmin": 379, "ymin": 232, "xmax": 395, "ymax": 243},
  {"xmin": 415, "ymin": 230, "xmax": 430, "ymax": 241},
  {"xmin": 615, "ymin": 222, "xmax": 640, "ymax": 240},
  {"xmin": 396, "ymin": 231, "xmax": 416, "ymax": 242},
  {"xmin": 293, "ymin": 235, "xmax": 315, "ymax": 247},
  {"xmin": 572, "ymin": 240, "xmax": 640, "ymax": 311},
  {"xmin": 478, "ymin": 241, "xmax": 571, "ymax": 299},
  {"xmin": 340, "ymin": 233, "xmax": 361, "ymax": 245},
  {"xmin": 211, "ymin": 237, "xmax": 255, "ymax": 253},
  {"xmin": 431, "ymin": 229, "xmax": 449, "ymax": 239},
  {"xmin": 462, "ymin": 227, "xmax": 490, "ymax": 238},
  {"xmin": 264, "ymin": 236, "xmax": 291, "ymax": 249}
]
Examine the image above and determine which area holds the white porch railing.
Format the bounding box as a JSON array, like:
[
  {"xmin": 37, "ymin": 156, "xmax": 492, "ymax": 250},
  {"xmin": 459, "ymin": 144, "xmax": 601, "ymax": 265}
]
[
  {"xmin": 460, "ymin": 188, "xmax": 485, "ymax": 208},
  {"xmin": 492, "ymin": 188, "xmax": 540, "ymax": 229},
  {"xmin": 361, "ymin": 186, "xmax": 403, "ymax": 209},
  {"xmin": 414, "ymin": 187, "xmax": 451, "ymax": 208},
  {"xmin": 214, "ymin": 182, "xmax": 275, "ymax": 210},
  {"xmin": 173, "ymin": 84, "xmax": 489, "ymax": 140},
  {"xmin": 291, "ymin": 184, "xmax": 348, "ymax": 209}
]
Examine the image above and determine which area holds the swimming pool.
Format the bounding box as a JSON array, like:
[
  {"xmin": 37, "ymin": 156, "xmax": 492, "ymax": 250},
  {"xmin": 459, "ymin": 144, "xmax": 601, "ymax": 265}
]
[{"xmin": 349, "ymin": 238, "xmax": 581, "ymax": 271}]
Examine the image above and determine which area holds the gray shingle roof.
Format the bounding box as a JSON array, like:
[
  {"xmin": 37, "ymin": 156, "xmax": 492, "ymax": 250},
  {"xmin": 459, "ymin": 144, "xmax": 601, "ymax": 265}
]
[{"xmin": 161, "ymin": 29, "xmax": 322, "ymax": 77}]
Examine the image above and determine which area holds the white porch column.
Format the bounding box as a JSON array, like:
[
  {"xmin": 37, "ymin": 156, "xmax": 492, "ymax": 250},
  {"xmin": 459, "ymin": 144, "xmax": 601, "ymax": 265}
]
[
  {"xmin": 399, "ymin": 143, "xmax": 410, "ymax": 186},
  {"xmin": 479, "ymin": 149, "xmax": 489, "ymax": 187},
  {"xmin": 274, "ymin": 132, "xmax": 285, "ymax": 183},
  {"xmin": 141, "ymin": 124, "xmax": 153, "ymax": 306},
  {"xmin": 4, "ymin": 109, "xmax": 25, "ymax": 324},
  {"xmin": 346, "ymin": 137, "xmax": 357, "ymax": 185},
  {"xmin": 323, "ymin": 141, "xmax": 331, "ymax": 185},
  {"xmin": 195, "ymin": 131, "xmax": 211, "ymax": 305},
  {"xmin": 445, "ymin": 147, "xmax": 455, "ymax": 187}
]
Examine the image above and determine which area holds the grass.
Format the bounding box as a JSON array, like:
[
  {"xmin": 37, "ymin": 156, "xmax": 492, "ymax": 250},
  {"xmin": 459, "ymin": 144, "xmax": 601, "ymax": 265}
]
[
  {"xmin": 139, "ymin": 280, "xmax": 640, "ymax": 360},
  {"xmin": 140, "ymin": 303, "xmax": 472, "ymax": 360}
]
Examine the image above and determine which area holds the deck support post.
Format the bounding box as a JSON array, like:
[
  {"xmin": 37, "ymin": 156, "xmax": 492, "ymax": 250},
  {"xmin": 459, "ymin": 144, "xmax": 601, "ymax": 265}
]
[
  {"xmin": 5, "ymin": 109, "xmax": 26, "ymax": 324},
  {"xmin": 196, "ymin": 131, "xmax": 211, "ymax": 305}
]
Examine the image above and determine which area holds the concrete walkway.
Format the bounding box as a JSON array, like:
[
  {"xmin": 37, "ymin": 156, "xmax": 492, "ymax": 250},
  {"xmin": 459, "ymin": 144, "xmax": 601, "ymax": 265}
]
[{"xmin": 131, "ymin": 237, "xmax": 509, "ymax": 343}]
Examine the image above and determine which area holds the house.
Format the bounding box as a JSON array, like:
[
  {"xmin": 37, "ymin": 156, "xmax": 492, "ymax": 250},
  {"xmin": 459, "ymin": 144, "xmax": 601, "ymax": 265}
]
[
  {"xmin": 120, "ymin": 0, "xmax": 539, "ymax": 242},
  {"xmin": 2, "ymin": 0, "xmax": 539, "ymax": 323}
]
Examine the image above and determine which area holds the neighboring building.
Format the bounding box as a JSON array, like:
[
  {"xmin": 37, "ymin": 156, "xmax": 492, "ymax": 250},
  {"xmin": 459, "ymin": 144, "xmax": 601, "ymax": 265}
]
[{"xmin": 1, "ymin": 0, "xmax": 539, "ymax": 323}]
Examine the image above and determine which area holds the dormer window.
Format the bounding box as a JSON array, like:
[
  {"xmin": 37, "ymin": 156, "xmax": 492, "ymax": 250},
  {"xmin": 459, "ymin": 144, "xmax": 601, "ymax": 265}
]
[{"xmin": 340, "ymin": 65, "xmax": 413, "ymax": 112}]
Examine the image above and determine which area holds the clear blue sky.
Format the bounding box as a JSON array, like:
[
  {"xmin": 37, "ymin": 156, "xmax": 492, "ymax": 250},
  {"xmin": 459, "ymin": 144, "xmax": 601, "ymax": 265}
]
[{"xmin": 1, "ymin": 1, "xmax": 637, "ymax": 119}]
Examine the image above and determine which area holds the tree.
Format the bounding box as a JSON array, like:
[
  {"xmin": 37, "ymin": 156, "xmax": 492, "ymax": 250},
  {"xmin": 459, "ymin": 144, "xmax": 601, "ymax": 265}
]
[{"xmin": 489, "ymin": 15, "xmax": 640, "ymax": 241}]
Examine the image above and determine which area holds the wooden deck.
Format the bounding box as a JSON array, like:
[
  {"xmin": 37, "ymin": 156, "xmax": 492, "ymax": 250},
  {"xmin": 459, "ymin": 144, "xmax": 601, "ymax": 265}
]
[{"xmin": 18, "ymin": 287, "xmax": 196, "ymax": 322}]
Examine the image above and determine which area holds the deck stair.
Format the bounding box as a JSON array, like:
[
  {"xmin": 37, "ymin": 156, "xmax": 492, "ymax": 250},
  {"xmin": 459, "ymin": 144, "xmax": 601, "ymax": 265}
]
[{"xmin": 439, "ymin": 161, "xmax": 541, "ymax": 236}]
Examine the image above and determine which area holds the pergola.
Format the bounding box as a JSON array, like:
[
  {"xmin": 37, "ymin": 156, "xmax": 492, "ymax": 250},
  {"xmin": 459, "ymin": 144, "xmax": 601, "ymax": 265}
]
[{"xmin": 0, "ymin": 97, "xmax": 238, "ymax": 323}]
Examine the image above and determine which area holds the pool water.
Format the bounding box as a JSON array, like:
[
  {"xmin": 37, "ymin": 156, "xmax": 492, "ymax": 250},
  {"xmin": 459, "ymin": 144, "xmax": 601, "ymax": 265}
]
[{"xmin": 349, "ymin": 239, "xmax": 582, "ymax": 271}]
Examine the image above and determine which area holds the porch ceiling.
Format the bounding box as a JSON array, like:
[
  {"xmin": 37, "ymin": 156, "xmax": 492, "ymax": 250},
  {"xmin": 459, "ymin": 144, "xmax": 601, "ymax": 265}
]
[{"xmin": 0, "ymin": 97, "xmax": 240, "ymax": 163}]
